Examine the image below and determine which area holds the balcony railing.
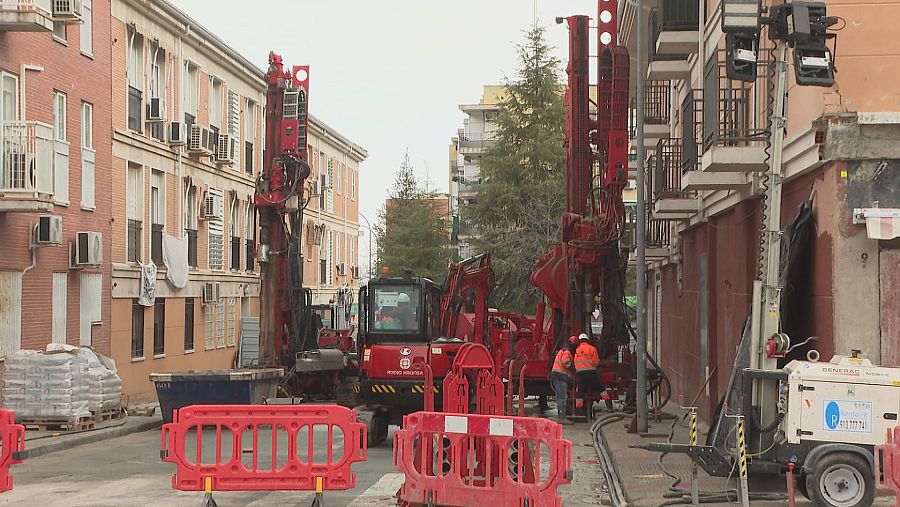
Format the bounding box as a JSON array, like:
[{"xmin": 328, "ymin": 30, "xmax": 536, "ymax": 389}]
[
  {"xmin": 1, "ymin": 121, "xmax": 53, "ymax": 197},
  {"xmin": 681, "ymin": 90, "xmax": 702, "ymax": 173},
  {"xmin": 649, "ymin": 0, "xmax": 700, "ymax": 61},
  {"xmin": 458, "ymin": 131, "xmax": 498, "ymax": 149},
  {"xmin": 650, "ymin": 139, "xmax": 694, "ymax": 199},
  {"xmin": 647, "ymin": 218, "xmax": 673, "ymax": 248},
  {"xmin": 701, "ymin": 50, "xmax": 767, "ymax": 151}
]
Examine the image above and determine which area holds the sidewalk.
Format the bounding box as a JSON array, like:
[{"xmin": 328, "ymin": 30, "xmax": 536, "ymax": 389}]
[
  {"xmin": 595, "ymin": 408, "xmax": 893, "ymax": 507},
  {"xmin": 19, "ymin": 409, "xmax": 163, "ymax": 459}
]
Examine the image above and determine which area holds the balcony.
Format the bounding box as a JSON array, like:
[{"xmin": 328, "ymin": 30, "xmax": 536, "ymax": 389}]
[
  {"xmin": 0, "ymin": 1, "xmax": 53, "ymax": 32},
  {"xmin": 649, "ymin": 138, "xmax": 696, "ymax": 219},
  {"xmin": 0, "ymin": 121, "xmax": 54, "ymax": 212},
  {"xmin": 457, "ymin": 130, "xmax": 497, "ymax": 155},
  {"xmin": 631, "ymin": 81, "xmax": 672, "ymax": 147},
  {"xmin": 651, "ymin": 0, "xmax": 700, "ymax": 56},
  {"xmin": 646, "ymin": 2, "xmax": 698, "ymax": 81},
  {"xmin": 700, "ymin": 51, "xmax": 768, "ymax": 174}
]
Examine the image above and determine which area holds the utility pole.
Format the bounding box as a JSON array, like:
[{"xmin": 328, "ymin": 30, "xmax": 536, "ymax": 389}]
[{"xmin": 635, "ymin": 0, "xmax": 648, "ymax": 434}]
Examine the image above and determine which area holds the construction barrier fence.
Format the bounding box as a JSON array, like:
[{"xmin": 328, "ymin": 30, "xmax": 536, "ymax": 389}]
[
  {"xmin": 394, "ymin": 411, "xmax": 573, "ymax": 507},
  {"xmin": 0, "ymin": 409, "xmax": 25, "ymax": 493},
  {"xmin": 161, "ymin": 404, "xmax": 367, "ymax": 493}
]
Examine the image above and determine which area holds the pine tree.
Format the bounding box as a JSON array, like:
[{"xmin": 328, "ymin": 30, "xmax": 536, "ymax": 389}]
[
  {"xmin": 375, "ymin": 153, "xmax": 449, "ymax": 283},
  {"xmin": 466, "ymin": 25, "xmax": 566, "ymax": 312}
]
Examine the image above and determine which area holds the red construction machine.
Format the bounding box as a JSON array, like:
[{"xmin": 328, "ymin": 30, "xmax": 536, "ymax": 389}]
[
  {"xmin": 253, "ymin": 52, "xmax": 354, "ymax": 401},
  {"xmin": 442, "ymin": 8, "xmax": 640, "ymax": 409},
  {"xmin": 526, "ymin": 11, "xmax": 637, "ymax": 403}
]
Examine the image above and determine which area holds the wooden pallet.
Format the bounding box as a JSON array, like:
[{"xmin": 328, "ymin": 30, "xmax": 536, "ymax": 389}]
[
  {"xmin": 93, "ymin": 409, "xmax": 124, "ymax": 422},
  {"xmin": 22, "ymin": 415, "xmax": 95, "ymax": 432}
]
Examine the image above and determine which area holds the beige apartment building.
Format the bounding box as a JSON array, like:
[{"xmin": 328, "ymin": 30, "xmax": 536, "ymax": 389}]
[
  {"xmin": 620, "ymin": 0, "xmax": 900, "ymax": 420},
  {"xmin": 107, "ymin": 0, "xmax": 365, "ymax": 403}
]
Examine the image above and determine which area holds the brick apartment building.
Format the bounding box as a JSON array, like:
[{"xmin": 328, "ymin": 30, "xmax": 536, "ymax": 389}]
[
  {"xmin": 1, "ymin": 0, "xmax": 366, "ymax": 404},
  {"xmin": 620, "ymin": 0, "xmax": 900, "ymax": 421},
  {"xmin": 0, "ymin": 1, "xmax": 113, "ymax": 356}
]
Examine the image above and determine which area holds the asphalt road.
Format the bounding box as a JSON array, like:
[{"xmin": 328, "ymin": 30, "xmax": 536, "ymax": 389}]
[{"xmin": 0, "ymin": 426, "xmax": 399, "ymax": 507}]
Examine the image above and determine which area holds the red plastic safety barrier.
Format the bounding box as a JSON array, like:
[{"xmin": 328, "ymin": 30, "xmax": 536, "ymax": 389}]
[
  {"xmin": 875, "ymin": 426, "xmax": 900, "ymax": 504},
  {"xmin": 393, "ymin": 411, "xmax": 573, "ymax": 507},
  {"xmin": 0, "ymin": 409, "xmax": 25, "ymax": 493},
  {"xmin": 161, "ymin": 404, "xmax": 366, "ymax": 492}
]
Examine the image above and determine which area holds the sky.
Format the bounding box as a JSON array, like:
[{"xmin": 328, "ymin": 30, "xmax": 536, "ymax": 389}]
[{"xmin": 169, "ymin": 0, "xmax": 599, "ymax": 225}]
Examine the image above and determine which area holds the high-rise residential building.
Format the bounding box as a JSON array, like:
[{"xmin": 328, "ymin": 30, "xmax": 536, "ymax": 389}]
[
  {"xmin": 0, "ymin": 1, "xmax": 113, "ymax": 356},
  {"xmin": 620, "ymin": 0, "xmax": 900, "ymax": 421},
  {"xmin": 450, "ymin": 85, "xmax": 504, "ymax": 260}
]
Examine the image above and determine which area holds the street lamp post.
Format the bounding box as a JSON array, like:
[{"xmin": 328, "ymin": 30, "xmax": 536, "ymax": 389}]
[{"xmin": 358, "ymin": 212, "xmax": 374, "ymax": 281}]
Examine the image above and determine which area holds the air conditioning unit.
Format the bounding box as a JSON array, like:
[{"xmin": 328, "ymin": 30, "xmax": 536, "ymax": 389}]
[
  {"xmin": 73, "ymin": 231, "xmax": 103, "ymax": 267},
  {"xmin": 168, "ymin": 122, "xmax": 186, "ymax": 146},
  {"xmin": 309, "ymin": 180, "xmax": 320, "ymax": 197},
  {"xmin": 53, "ymin": 0, "xmax": 82, "ymax": 18},
  {"xmin": 335, "ymin": 263, "xmax": 346, "ymax": 276},
  {"xmin": 35, "ymin": 215, "xmax": 63, "ymax": 246},
  {"xmin": 201, "ymin": 193, "xmax": 222, "ymax": 220},
  {"xmin": 146, "ymin": 97, "xmax": 165, "ymax": 122},
  {"xmin": 188, "ymin": 125, "xmax": 213, "ymax": 155},
  {"xmin": 202, "ymin": 282, "xmax": 221, "ymax": 304},
  {"xmin": 215, "ymin": 133, "xmax": 236, "ymax": 164}
]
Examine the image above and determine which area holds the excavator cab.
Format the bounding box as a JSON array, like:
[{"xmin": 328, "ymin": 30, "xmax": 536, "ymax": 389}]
[{"xmin": 355, "ymin": 275, "xmax": 450, "ymax": 445}]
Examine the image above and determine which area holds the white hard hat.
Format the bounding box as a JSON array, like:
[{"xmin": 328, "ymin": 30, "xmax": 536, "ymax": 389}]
[{"xmin": 578, "ymin": 333, "xmax": 589, "ymax": 341}]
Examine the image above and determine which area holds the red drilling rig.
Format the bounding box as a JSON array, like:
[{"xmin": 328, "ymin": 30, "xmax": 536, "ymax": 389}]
[{"xmin": 254, "ymin": 52, "xmax": 352, "ymax": 399}]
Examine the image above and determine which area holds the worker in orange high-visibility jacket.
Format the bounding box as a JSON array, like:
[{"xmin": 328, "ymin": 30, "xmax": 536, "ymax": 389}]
[
  {"xmin": 574, "ymin": 333, "xmax": 601, "ymax": 412},
  {"xmin": 550, "ymin": 336, "xmax": 578, "ymax": 425}
]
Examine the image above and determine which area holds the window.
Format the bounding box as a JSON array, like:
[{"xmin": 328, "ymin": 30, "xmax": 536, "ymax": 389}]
[
  {"xmin": 319, "ymin": 173, "xmax": 326, "ymax": 209},
  {"xmin": 52, "ymin": 273, "xmax": 67, "ymax": 344},
  {"xmin": 1, "ymin": 72, "xmax": 20, "ymax": 123},
  {"xmin": 79, "ymin": 272, "xmax": 101, "ymax": 346},
  {"xmin": 150, "ymin": 170, "xmax": 164, "ymax": 264},
  {"xmin": 127, "ymin": 163, "xmax": 144, "ymax": 262},
  {"xmin": 204, "ymin": 303, "xmax": 215, "ymax": 350},
  {"xmin": 185, "ymin": 184, "xmax": 198, "ymax": 268},
  {"xmin": 209, "ymin": 77, "xmax": 223, "ymax": 128},
  {"xmin": 245, "ymin": 203, "xmax": 255, "ymax": 272},
  {"xmin": 208, "ymin": 188, "xmax": 224, "ymax": 270},
  {"xmin": 369, "ymin": 285, "xmax": 423, "ymax": 336},
  {"xmin": 53, "ymin": 21, "xmax": 66, "ymax": 42},
  {"xmin": 54, "ymin": 92, "xmax": 66, "ymax": 141},
  {"xmin": 225, "ymin": 297, "xmax": 236, "ymax": 347},
  {"xmin": 80, "ymin": 0, "xmax": 92, "ymax": 56},
  {"xmin": 0, "ymin": 271, "xmax": 23, "ymax": 357},
  {"xmin": 183, "ymin": 61, "xmax": 199, "ymax": 118},
  {"xmin": 53, "ymin": 92, "xmax": 69, "ymax": 205},
  {"xmin": 127, "ymin": 28, "xmax": 144, "ymax": 132},
  {"xmin": 184, "ymin": 298, "xmax": 195, "ymax": 352},
  {"xmin": 352, "ymin": 170, "xmax": 357, "ymax": 200},
  {"xmin": 227, "ymin": 89, "xmax": 240, "ymax": 169},
  {"xmin": 149, "ymin": 42, "xmax": 166, "ymax": 141},
  {"xmin": 153, "ymin": 299, "xmax": 165, "ymax": 356},
  {"xmin": 131, "ymin": 299, "xmax": 144, "ymax": 359},
  {"xmin": 81, "ymin": 102, "xmax": 95, "ymax": 210},
  {"xmin": 230, "ymin": 198, "xmax": 240, "ymax": 270},
  {"xmin": 244, "ymin": 99, "xmax": 256, "ymax": 174}
]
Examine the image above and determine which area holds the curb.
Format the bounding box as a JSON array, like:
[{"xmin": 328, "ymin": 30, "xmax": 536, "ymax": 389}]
[
  {"xmin": 595, "ymin": 414, "xmax": 633, "ymax": 507},
  {"xmin": 21, "ymin": 418, "xmax": 163, "ymax": 459}
]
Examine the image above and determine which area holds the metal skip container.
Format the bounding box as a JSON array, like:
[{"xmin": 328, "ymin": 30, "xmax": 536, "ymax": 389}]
[{"xmin": 150, "ymin": 368, "xmax": 283, "ymax": 423}]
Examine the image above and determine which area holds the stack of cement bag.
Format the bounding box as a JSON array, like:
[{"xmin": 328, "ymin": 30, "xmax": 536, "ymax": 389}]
[
  {"xmin": 76, "ymin": 346, "xmax": 123, "ymax": 413},
  {"xmin": 2, "ymin": 345, "xmax": 122, "ymax": 419},
  {"xmin": 2, "ymin": 348, "xmax": 91, "ymax": 419}
]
